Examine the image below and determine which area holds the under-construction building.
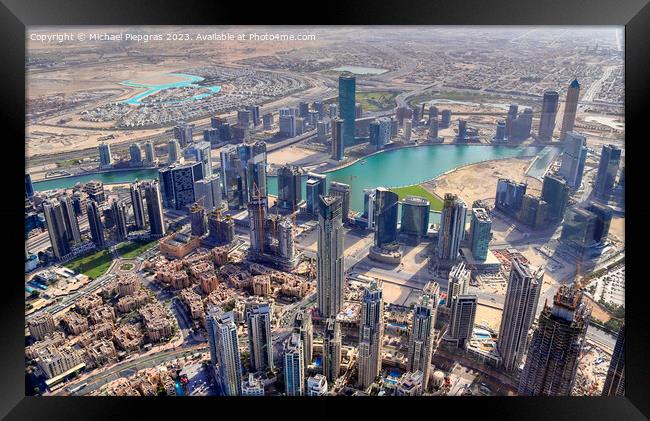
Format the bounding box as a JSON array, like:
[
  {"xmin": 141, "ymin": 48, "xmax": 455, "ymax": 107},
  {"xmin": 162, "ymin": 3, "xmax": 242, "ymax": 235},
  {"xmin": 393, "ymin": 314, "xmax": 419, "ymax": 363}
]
[{"xmin": 518, "ymin": 284, "xmax": 591, "ymax": 396}]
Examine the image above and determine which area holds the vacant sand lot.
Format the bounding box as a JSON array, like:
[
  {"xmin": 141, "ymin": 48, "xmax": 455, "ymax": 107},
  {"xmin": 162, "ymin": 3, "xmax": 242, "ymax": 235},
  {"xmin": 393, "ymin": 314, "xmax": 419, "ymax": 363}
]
[{"xmin": 422, "ymin": 157, "xmax": 541, "ymax": 207}]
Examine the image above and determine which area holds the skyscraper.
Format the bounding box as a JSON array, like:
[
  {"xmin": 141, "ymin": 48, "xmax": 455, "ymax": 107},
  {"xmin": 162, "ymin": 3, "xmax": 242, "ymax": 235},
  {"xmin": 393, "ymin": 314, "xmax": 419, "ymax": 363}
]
[
  {"xmin": 143, "ymin": 181, "xmax": 166, "ymax": 237},
  {"xmin": 317, "ymin": 196, "xmax": 344, "ymax": 318},
  {"xmin": 446, "ymin": 262, "xmax": 470, "ymax": 308},
  {"xmin": 497, "ymin": 257, "xmax": 543, "ymax": 371},
  {"xmin": 144, "ymin": 140, "xmax": 156, "ymax": 164},
  {"xmin": 331, "ymin": 118, "xmax": 344, "ymax": 161},
  {"xmin": 98, "ymin": 142, "xmax": 112, "ymax": 168},
  {"xmin": 374, "ymin": 187, "xmax": 399, "ymax": 248},
  {"xmin": 248, "ymin": 196, "xmax": 269, "ymax": 255},
  {"xmin": 246, "ymin": 298, "xmax": 274, "ymax": 372},
  {"xmin": 190, "ymin": 203, "xmax": 207, "ymax": 237},
  {"xmin": 165, "ymin": 162, "xmax": 203, "ymax": 211},
  {"xmin": 518, "ymin": 285, "xmax": 591, "ymax": 396},
  {"xmin": 173, "ymin": 122, "xmax": 193, "ymax": 148},
  {"xmin": 112, "ymin": 200, "xmax": 128, "ymax": 242},
  {"xmin": 448, "ymin": 294, "xmax": 477, "ymax": 349},
  {"xmin": 560, "ymin": 79, "xmax": 580, "ymax": 140},
  {"xmin": 469, "ymin": 207, "xmax": 492, "ymax": 261},
  {"xmin": 129, "ymin": 143, "xmax": 143, "ymax": 165},
  {"xmin": 328, "ymin": 182, "xmax": 351, "ymax": 223},
  {"xmin": 283, "ymin": 333, "xmax": 305, "ymax": 396},
  {"xmin": 277, "ymin": 165, "xmax": 303, "ymax": 211},
  {"xmin": 167, "ymin": 139, "xmax": 181, "ymax": 163},
  {"xmin": 400, "ymin": 196, "xmax": 430, "ymax": 240},
  {"xmin": 602, "ymin": 324, "xmax": 625, "ymax": 396},
  {"xmin": 323, "ymin": 317, "xmax": 342, "ymax": 384},
  {"xmin": 560, "ymin": 206, "xmax": 609, "ymax": 254},
  {"xmin": 43, "ymin": 199, "xmax": 71, "ymax": 260},
  {"xmin": 338, "ymin": 74, "xmax": 356, "ymax": 148},
  {"xmin": 586, "ymin": 202, "xmax": 613, "ymax": 244},
  {"xmin": 86, "ymin": 201, "xmax": 106, "ymax": 249},
  {"xmin": 25, "ymin": 173, "xmax": 34, "ymax": 199},
  {"xmin": 358, "ymin": 279, "xmax": 384, "ymax": 389},
  {"xmin": 538, "ymin": 91, "xmax": 559, "ymax": 141},
  {"xmin": 307, "ymin": 374, "xmax": 328, "ymax": 396},
  {"xmin": 495, "ymin": 178, "xmax": 528, "ymax": 216},
  {"xmin": 437, "ymin": 193, "xmax": 467, "ymax": 263},
  {"xmin": 594, "ymin": 144, "xmax": 622, "ymax": 200},
  {"xmin": 493, "ymin": 120, "xmax": 507, "ymax": 143},
  {"xmin": 293, "ymin": 311, "xmax": 313, "ymax": 368},
  {"xmin": 407, "ymin": 282, "xmax": 439, "ymax": 391},
  {"xmin": 194, "ymin": 141, "xmax": 213, "ymax": 178},
  {"xmin": 194, "ymin": 173, "xmax": 222, "ymax": 212},
  {"xmin": 59, "ymin": 195, "xmax": 81, "ymax": 245},
  {"xmin": 306, "ymin": 173, "xmax": 327, "ymax": 215},
  {"xmin": 129, "ymin": 182, "xmax": 146, "ymax": 230},
  {"xmin": 206, "ymin": 305, "xmax": 242, "ymax": 396},
  {"xmin": 559, "ymin": 132, "xmax": 588, "ymax": 189},
  {"xmin": 541, "ymin": 174, "xmax": 570, "ymax": 223}
]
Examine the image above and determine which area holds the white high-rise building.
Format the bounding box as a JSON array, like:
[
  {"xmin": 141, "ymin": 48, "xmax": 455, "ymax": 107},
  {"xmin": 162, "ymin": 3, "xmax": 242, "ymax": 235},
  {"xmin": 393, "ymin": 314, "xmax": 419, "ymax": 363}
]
[
  {"xmin": 437, "ymin": 193, "xmax": 467, "ymax": 263},
  {"xmin": 323, "ymin": 317, "xmax": 342, "ymax": 383},
  {"xmin": 246, "ymin": 298, "xmax": 273, "ymax": 372},
  {"xmin": 497, "ymin": 257, "xmax": 543, "ymax": 371},
  {"xmin": 358, "ymin": 279, "xmax": 384, "ymax": 389},
  {"xmin": 283, "ymin": 333, "xmax": 304, "ymax": 396},
  {"xmin": 194, "ymin": 173, "xmax": 222, "ymax": 212},
  {"xmin": 307, "ymin": 374, "xmax": 328, "ymax": 396},
  {"xmin": 446, "ymin": 262, "xmax": 470, "ymax": 308},
  {"xmin": 241, "ymin": 373, "xmax": 264, "ymax": 396},
  {"xmin": 206, "ymin": 305, "xmax": 242, "ymax": 396},
  {"xmin": 407, "ymin": 282, "xmax": 439, "ymax": 391}
]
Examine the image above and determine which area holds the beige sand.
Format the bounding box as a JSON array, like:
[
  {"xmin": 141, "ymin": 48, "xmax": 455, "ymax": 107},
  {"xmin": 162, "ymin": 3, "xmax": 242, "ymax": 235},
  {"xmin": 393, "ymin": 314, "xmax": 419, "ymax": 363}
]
[
  {"xmin": 423, "ymin": 157, "xmax": 541, "ymax": 208},
  {"xmin": 267, "ymin": 146, "xmax": 319, "ymax": 166}
]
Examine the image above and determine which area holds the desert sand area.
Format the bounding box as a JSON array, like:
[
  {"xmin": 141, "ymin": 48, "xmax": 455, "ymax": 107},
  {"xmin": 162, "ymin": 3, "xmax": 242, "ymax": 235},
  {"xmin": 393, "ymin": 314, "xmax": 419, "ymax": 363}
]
[
  {"xmin": 422, "ymin": 157, "xmax": 542, "ymax": 207},
  {"xmin": 474, "ymin": 304, "xmax": 503, "ymax": 332},
  {"xmin": 609, "ymin": 216, "xmax": 624, "ymax": 242},
  {"xmin": 26, "ymin": 124, "xmax": 168, "ymax": 158},
  {"xmin": 266, "ymin": 145, "xmax": 320, "ymax": 166}
]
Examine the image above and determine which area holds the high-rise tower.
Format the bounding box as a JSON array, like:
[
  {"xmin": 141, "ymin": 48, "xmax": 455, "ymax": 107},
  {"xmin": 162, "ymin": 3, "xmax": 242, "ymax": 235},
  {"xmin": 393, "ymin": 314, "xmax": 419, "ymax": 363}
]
[
  {"xmin": 560, "ymin": 79, "xmax": 580, "ymax": 140},
  {"xmin": 317, "ymin": 196, "xmax": 345, "ymax": 318},
  {"xmin": 538, "ymin": 91, "xmax": 559, "ymax": 141},
  {"xmin": 358, "ymin": 279, "xmax": 384, "ymax": 389},
  {"xmin": 407, "ymin": 282, "xmax": 439, "ymax": 391},
  {"xmin": 518, "ymin": 285, "xmax": 591, "ymax": 396},
  {"xmin": 497, "ymin": 257, "xmax": 543, "ymax": 371}
]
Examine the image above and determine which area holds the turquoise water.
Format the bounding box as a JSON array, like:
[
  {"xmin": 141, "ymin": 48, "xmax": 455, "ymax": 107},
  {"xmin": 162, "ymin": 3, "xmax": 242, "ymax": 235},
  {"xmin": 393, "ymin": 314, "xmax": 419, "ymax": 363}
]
[
  {"xmin": 121, "ymin": 73, "xmax": 221, "ymax": 105},
  {"xmin": 33, "ymin": 169, "xmax": 160, "ymax": 191},
  {"xmin": 34, "ymin": 145, "xmax": 542, "ymax": 218},
  {"xmin": 268, "ymin": 144, "xmax": 542, "ymax": 213}
]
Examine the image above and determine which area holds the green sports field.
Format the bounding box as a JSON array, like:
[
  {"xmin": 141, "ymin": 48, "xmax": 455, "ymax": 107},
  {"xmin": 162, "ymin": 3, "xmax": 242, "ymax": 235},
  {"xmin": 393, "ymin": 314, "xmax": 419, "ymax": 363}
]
[{"xmin": 390, "ymin": 184, "xmax": 444, "ymax": 211}]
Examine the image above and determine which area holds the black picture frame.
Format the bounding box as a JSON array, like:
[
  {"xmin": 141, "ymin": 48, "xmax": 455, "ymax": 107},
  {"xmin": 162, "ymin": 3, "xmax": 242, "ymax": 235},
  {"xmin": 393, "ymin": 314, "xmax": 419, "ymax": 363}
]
[{"xmin": 2, "ymin": 0, "xmax": 648, "ymax": 419}]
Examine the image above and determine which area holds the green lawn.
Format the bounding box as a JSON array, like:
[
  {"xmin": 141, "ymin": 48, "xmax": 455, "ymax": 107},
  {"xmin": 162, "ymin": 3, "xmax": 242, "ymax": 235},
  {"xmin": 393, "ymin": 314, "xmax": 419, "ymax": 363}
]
[
  {"xmin": 324, "ymin": 90, "xmax": 400, "ymax": 112},
  {"xmin": 65, "ymin": 249, "xmax": 113, "ymax": 279},
  {"xmin": 116, "ymin": 240, "xmax": 158, "ymax": 259},
  {"xmin": 390, "ymin": 185, "xmax": 444, "ymax": 211}
]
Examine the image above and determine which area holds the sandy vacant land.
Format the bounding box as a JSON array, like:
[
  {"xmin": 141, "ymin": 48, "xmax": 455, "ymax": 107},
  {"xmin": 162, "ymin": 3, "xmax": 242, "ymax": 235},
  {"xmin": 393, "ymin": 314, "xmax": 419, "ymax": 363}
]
[
  {"xmin": 267, "ymin": 145, "xmax": 319, "ymax": 166},
  {"xmin": 474, "ymin": 304, "xmax": 502, "ymax": 332},
  {"xmin": 422, "ymin": 157, "xmax": 541, "ymax": 208},
  {"xmin": 583, "ymin": 295, "xmax": 612, "ymax": 324},
  {"xmin": 26, "ymin": 125, "xmax": 167, "ymax": 158},
  {"xmin": 609, "ymin": 216, "xmax": 624, "ymax": 243}
]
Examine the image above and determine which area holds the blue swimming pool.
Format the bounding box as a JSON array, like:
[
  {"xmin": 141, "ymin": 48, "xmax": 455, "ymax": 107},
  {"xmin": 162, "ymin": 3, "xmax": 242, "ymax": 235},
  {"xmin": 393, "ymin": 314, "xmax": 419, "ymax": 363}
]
[{"xmin": 121, "ymin": 73, "xmax": 221, "ymax": 105}]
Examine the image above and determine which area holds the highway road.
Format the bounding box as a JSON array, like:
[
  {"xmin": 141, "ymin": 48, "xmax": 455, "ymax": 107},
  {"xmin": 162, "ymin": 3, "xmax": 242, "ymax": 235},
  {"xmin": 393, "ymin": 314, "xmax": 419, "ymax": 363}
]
[{"xmin": 62, "ymin": 343, "xmax": 208, "ymax": 396}]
